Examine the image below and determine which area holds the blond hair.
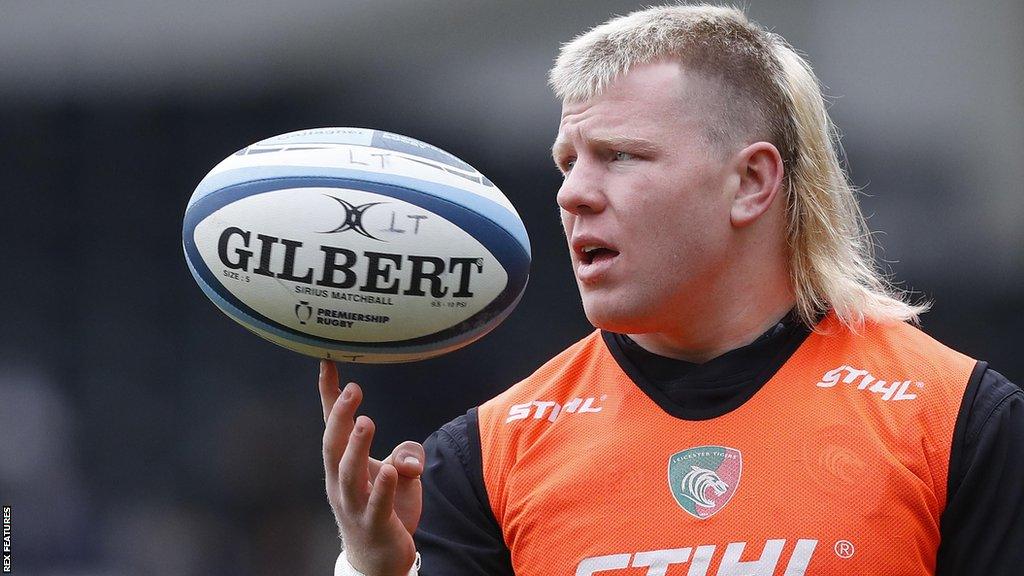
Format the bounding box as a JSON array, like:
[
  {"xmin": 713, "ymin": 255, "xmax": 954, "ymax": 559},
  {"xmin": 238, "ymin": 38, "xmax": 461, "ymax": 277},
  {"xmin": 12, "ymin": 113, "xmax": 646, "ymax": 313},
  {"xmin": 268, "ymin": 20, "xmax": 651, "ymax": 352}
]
[{"xmin": 549, "ymin": 3, "xmax": 927, "ymax": 329}]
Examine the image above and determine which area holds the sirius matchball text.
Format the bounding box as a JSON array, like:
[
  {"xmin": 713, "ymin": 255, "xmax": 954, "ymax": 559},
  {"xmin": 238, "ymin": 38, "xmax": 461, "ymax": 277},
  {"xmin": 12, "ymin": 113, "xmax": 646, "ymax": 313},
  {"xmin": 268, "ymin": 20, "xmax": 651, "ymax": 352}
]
[{"xmin": 217, "ymin": 226, "xmax": 484, "ymax": 298}]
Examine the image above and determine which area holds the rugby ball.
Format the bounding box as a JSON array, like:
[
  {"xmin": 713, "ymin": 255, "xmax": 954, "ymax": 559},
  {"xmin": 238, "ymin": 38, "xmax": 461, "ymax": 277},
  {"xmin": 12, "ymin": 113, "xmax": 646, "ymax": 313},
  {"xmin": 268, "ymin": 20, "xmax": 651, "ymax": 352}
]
[{"xmin": 182, "ymin": 127, "xmax": 530, "ymax": 363}]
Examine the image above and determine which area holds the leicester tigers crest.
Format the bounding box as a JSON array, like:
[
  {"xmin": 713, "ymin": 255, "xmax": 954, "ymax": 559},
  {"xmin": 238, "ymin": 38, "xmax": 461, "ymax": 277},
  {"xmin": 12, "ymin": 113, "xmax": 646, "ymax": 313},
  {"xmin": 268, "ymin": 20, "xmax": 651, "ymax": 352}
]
[{"xmin": 668, "ymin": 446, "xmax": 742, "ymax": 520}]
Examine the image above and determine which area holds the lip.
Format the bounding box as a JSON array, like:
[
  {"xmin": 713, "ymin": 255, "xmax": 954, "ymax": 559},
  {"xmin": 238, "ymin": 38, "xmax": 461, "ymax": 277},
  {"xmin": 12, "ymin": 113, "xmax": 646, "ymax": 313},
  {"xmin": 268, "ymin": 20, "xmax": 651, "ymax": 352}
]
[
  {"xmin": 576, "ymin": 252, "xmax": 618, "ymax": 284},
  {"xmin": 571, "ymin": 235, "xmax": 620, "ymax": 284}
]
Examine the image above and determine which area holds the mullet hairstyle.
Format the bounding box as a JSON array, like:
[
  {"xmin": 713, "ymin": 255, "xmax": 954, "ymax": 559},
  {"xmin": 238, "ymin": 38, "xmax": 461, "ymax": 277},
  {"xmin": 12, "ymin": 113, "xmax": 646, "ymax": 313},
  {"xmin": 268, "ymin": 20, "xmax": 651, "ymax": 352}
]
[{"xmin": 549, "ymin": 4, "xmax": 928, "ymax": 329}]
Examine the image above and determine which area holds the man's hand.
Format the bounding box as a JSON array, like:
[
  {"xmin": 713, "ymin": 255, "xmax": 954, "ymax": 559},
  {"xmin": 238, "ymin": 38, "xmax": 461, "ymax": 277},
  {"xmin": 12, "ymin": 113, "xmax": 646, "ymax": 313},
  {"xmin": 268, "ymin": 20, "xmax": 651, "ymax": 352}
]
[{"xmin": 319, "ymin": 360, "xmax": 425, "ymax": 576}]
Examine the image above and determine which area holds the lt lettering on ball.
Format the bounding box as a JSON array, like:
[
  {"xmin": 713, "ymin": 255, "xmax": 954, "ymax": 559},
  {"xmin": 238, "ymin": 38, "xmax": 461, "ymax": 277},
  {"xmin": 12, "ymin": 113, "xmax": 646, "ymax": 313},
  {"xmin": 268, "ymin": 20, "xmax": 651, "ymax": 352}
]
[{"xmin": 217, "ymin": 226, "xmax": 483, "ymax": 298}]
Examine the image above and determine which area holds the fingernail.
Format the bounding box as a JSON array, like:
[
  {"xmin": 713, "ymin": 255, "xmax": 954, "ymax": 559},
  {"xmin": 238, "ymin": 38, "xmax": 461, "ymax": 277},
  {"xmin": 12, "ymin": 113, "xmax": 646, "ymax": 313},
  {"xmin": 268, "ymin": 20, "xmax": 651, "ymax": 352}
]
[
  {"xmin": 342, "ymin": 383, "xmax": 353, "ymax": 400},
  {"xmin": 403, "ymin": 456, "xmax": 421, "ymax": 466}
]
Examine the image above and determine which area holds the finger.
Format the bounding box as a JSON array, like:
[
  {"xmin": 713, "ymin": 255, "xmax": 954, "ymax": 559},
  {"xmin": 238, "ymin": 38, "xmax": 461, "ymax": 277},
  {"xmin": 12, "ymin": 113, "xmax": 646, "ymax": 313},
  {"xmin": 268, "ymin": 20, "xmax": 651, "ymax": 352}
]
[
  {"xmin": 318, "ymin": 359, "xmax": 341, "ymax": 424},
  {"xmin": 392, "ymin": 463, "xmax": 423, "ymax": 536},
  {"xmin": 323, "ymin": 382, "xmax": 363, "ymax": 484},
  {"xmin": 383, "ymin": 441, "xmax": 426, "ymax": 479},
  {"xmin": 367, "ymin": 456, "xmax": 384, "ymax": 480},
  {"xmin": 367, "ymin": 463, "xmax": 399, "ymax": 528},
  {"xmin": 338, "ymin": 414, "xmax": 375, "ymax": 511}
]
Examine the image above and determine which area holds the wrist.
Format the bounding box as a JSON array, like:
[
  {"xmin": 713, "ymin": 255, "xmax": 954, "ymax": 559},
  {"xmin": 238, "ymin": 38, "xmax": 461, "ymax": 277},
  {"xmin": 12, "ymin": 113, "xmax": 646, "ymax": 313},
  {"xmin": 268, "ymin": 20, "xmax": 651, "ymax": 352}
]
[{"xmin": 334, "ymin": 549, "xmax": 421, "ymax": 576}]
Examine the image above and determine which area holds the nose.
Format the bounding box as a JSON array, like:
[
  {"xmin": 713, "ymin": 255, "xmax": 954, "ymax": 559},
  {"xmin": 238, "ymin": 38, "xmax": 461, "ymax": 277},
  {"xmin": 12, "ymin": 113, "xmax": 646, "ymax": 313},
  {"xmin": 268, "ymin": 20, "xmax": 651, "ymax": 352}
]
[{"xmin": 556, "ymin": 159, "xmax": 606, "ymax": 216}]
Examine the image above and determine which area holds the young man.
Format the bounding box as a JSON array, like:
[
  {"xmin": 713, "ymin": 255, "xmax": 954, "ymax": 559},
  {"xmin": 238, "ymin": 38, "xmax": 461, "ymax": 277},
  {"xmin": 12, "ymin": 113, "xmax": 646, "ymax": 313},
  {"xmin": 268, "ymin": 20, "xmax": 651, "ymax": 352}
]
[{"xmin": 319, "ymin": 5, "xmax": 1023, "ymax": 575}]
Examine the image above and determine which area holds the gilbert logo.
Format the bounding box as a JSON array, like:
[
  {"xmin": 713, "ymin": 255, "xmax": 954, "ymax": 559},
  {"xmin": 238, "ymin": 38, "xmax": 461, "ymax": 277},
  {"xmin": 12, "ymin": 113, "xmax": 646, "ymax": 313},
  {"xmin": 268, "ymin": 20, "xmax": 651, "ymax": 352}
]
[
  {"xmin": 816, "ymin": 365, "xmax": 922, "ymax": 401},
  {"xmin": 322, "ymin": 196, "xmax": 385, "ymax": 240},
  {"xmin": 668, "ymin": 446, "xmax": 742, "ymax": 520}
]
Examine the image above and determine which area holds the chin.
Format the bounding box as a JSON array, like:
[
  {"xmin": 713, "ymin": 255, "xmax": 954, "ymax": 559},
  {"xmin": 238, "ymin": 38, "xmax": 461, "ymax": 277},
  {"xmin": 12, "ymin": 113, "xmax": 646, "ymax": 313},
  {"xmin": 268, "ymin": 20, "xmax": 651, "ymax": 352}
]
[{"xmin": 580, "ymin": 296, "xmax": 659, "ymax": 334}]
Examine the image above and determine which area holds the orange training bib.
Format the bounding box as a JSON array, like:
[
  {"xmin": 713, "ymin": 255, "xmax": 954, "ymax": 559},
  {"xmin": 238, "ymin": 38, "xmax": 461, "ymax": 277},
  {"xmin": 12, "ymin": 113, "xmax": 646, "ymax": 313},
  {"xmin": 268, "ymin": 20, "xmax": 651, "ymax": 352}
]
[{"xmin": 477, "ymin": 315, "xmax": 975, "ymax": 575}]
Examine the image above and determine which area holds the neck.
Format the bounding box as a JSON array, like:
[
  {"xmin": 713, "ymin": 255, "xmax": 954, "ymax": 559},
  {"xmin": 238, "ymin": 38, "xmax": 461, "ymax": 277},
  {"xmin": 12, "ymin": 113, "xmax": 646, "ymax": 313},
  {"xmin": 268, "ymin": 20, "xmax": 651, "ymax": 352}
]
[
  {"xmin": 628, "ymin": 208, "xmax": 797, "ymax": 363},
  {"xmin": 629, "ymin": 296, "xmax": 796, "ymax": 364},
  {"xmin": 629, "ymin": 234, "xmax": 796, "ymax": 363}
]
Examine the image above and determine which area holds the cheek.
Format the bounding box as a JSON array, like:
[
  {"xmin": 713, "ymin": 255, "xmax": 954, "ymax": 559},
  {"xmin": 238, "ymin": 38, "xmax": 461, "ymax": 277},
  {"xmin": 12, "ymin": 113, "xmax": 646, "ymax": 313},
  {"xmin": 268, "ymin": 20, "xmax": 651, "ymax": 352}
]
[{"xmin": 629, "ymin": 185, "xmax": 728, "ymax": 265}]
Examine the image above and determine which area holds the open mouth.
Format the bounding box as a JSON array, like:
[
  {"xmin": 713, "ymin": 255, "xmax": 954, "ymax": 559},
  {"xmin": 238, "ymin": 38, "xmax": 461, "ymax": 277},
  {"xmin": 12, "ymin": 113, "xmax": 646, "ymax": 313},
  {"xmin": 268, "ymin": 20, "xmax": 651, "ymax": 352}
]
[{"xmin": 580, "ymin": 245, "xmax": 620, "ymax": 265}]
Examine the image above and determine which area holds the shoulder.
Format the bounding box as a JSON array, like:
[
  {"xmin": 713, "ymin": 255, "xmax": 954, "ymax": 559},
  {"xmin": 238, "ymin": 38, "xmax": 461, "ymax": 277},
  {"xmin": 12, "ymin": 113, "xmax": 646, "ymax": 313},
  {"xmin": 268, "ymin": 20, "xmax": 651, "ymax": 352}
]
[
  {"xmin": 479, "ymin": 329, "xmax": 609, "ymax": 415},
  {"xmin": 938, "ymin": 367, "xmax": 1024, "ymax": 575},
  {"xmin": 809, "ymin": 316, "xmax": 977, "ymax": 399},
  {"xmin": 968, "ymin": 368, "xmax": 1021, "ymax": 420},
  {"xmin": 953, "ymin": 366, "xmax": 1022, "ymax": 462},
  {"xmin": 822, "ymin": 316, "xmax": 975, "ymax": 364}
]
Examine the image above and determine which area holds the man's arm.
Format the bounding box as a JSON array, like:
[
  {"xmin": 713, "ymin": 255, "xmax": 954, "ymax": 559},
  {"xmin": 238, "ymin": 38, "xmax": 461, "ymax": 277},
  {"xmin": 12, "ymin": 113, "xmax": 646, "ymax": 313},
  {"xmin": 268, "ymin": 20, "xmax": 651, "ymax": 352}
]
[
  {"xmin": 415, "ymin": 408, "xmax": 514, "ymax": 575},
  {"xmin": 320, "ymin": 361, "xmax": 425, "ymax": 576},
  {"xmin": 937, "ymin": 365, "xmax": 1024, "ymax": 575}
]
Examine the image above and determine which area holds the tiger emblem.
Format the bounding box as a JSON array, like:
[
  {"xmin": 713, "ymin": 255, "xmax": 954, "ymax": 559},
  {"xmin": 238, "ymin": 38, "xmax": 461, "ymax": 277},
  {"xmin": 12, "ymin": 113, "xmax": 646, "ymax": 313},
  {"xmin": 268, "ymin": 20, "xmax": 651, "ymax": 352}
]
[{"xmin": 679, "ymin": 465, "xmax": 730, "ymax": 508}]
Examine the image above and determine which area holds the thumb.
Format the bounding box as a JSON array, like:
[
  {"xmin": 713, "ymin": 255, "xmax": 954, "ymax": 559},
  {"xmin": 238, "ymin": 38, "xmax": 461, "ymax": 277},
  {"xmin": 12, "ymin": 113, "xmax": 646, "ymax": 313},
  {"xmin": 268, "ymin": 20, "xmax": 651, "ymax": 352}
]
[
  {"xmin": 384, "ymin": 441, "xmax": 424, "ymax": 535},
  {"xmin": 386, "ymin": 440, "xmax": 426, "ymax": 478}
]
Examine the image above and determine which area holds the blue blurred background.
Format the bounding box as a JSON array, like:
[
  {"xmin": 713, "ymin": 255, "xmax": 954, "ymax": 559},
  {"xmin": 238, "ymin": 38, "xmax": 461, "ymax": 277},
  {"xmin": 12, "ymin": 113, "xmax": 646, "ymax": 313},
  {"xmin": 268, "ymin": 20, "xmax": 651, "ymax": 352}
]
[{"xmin": 1, "ymin": 1, "xmax": 1021, "ymax": 574}]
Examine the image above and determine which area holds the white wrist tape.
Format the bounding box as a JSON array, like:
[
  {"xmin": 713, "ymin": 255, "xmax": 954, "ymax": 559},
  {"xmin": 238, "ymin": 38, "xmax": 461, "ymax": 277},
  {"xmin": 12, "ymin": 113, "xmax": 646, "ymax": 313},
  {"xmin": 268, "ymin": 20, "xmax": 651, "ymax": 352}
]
[{"xmin": 334, "ymin": 550, "xmax": 420, "ymax": 576}]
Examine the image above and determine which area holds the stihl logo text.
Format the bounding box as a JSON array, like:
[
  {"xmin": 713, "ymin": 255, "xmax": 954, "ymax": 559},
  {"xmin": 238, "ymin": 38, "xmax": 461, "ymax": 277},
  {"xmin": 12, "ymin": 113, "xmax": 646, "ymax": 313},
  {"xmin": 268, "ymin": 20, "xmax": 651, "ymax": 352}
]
[
  {"xmin": 576, "ymin": 538, "xmax": 818, "ymax": 576},
  {"xmin": 505, "ymin": 396, "xmax": 605, "ymax": 424},
  {"xmin": 816, "ymin": 365, "xmax": 922, "ymax": 401}
]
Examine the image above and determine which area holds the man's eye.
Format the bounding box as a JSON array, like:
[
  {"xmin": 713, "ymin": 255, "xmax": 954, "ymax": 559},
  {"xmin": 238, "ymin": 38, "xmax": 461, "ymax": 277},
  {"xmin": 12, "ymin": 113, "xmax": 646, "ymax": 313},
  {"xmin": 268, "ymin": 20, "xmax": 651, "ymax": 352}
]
[
  {"xmin": 613, "ymin": 151, "xmax": 635, "ymax": 161},
  {"xmin": 562, "ymin": 159, "xmax": 576, "ymax": 173}
]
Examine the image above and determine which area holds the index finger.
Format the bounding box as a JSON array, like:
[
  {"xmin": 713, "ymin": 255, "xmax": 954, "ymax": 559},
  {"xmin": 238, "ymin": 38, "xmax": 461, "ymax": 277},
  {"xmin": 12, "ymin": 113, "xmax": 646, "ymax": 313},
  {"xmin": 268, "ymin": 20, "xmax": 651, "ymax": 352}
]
[{"xmin": 318, "ymin": 359, "xmax": 341, "ymax": 423}]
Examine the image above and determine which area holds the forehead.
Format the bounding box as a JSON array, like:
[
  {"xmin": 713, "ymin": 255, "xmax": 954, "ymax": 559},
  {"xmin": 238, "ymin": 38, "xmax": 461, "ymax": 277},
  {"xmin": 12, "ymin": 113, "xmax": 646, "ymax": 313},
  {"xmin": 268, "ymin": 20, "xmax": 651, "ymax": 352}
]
[{"xmin": 553, "ymin": 61, "xmax": 707, "ymax": 150}]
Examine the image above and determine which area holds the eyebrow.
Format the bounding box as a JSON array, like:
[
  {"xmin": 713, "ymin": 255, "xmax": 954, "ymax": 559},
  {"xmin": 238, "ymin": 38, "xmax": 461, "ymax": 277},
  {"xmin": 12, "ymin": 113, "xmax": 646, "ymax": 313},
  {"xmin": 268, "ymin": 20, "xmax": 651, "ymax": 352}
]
[{"xmin": 551, "ymin": 134, "xmax": 661, "ymax": 164}]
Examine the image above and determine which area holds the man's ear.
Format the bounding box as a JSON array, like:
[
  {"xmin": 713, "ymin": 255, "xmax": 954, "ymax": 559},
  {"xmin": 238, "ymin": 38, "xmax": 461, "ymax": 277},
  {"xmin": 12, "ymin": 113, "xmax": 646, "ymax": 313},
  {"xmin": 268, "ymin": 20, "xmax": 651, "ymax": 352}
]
[{"xmin": 730, "ymin": 142, "xmax": 785, "ymax": 228}]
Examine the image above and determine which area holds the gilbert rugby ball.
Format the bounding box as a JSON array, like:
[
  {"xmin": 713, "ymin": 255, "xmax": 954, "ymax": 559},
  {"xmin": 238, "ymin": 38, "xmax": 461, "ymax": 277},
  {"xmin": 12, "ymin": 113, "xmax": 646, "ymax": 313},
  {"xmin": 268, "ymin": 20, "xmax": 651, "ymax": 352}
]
[{"xmin": 183, "ymin": 127, "xmax": 530, "ymax": 363}]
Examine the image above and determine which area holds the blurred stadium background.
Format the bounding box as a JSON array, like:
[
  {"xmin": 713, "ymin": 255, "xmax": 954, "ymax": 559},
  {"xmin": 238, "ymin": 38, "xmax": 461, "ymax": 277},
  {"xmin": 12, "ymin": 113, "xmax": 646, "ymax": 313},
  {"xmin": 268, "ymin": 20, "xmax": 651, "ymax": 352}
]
[{"xmin": 1, "ymin": 1, "xmax": 1021, "ymax": 574}]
